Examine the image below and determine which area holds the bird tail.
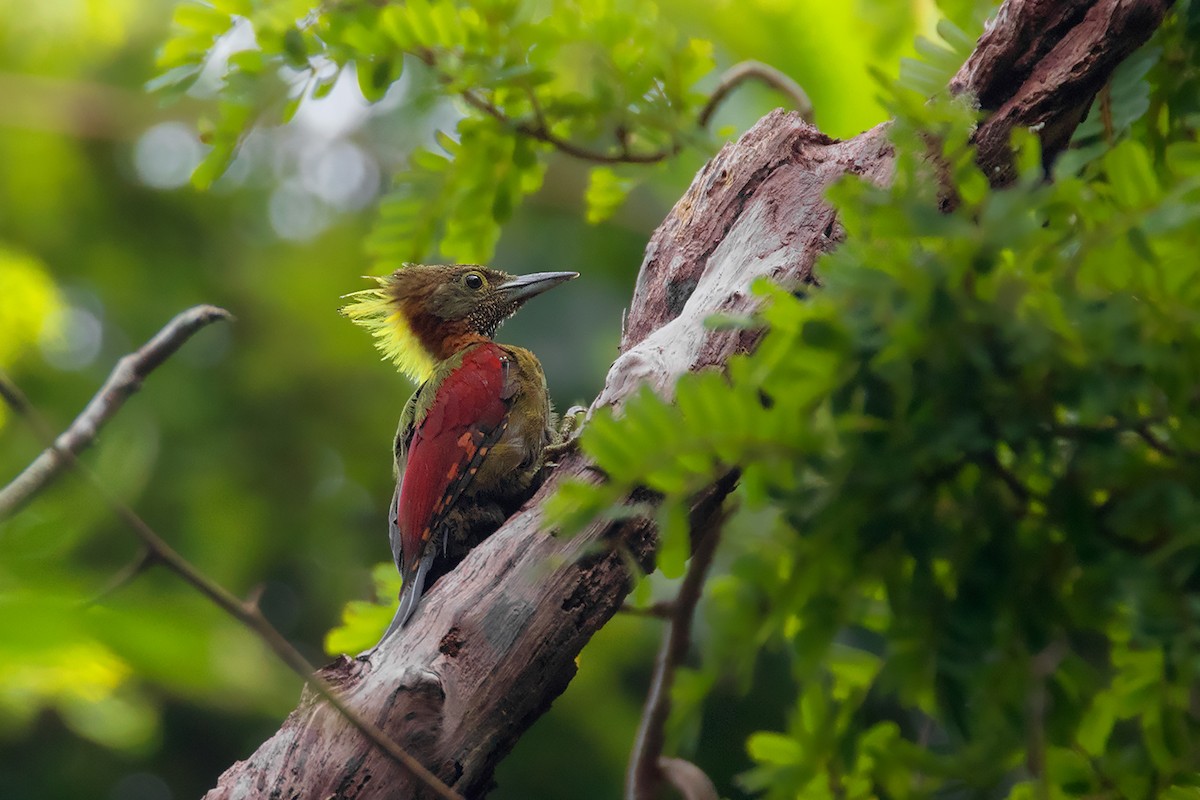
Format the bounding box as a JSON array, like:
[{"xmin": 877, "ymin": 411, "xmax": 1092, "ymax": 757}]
[{"xmin": 378, "ymin": 554, "xmax": 434, "ymax": 645}]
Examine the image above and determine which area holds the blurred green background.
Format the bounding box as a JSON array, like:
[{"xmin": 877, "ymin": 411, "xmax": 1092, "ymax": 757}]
[{"xmin": 0, "ymin": 1, "xmax": 949, "ymax": 796}]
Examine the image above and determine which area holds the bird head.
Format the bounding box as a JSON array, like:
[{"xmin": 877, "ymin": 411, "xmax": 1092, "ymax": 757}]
[{"xmin": 341, "ymin": 264, "xmax": 578, "ymax": 381}]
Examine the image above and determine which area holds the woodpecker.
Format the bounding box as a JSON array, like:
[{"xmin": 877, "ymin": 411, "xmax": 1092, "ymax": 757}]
[{"xmin": 342, "ymin": 264, "xmax": 577, "ymax": 641}]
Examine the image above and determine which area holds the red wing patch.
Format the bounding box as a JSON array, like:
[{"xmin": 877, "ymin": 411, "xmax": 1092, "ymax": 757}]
[{"xmin": 395, "ymin": 344, "xmax": 512, "ymax": 574}]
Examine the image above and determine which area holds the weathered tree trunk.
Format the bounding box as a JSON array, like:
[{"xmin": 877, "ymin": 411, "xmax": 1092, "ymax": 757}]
[{"xmin": 205, "ymin": 1, "xmax": 1172, "ymax": 797}]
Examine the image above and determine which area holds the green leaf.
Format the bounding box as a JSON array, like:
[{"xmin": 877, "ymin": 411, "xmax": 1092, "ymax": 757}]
[
  {"xmin": 801, "ymin": 319, "xmax": 842, "ymax": 349},
  {"xmin": 657, "ymin": 501, "xmax": 689, "ymax": 579},
  {"xmin": 584, "ymin": 167, "xmax": 635, "ymax": 225},
  {"xmin": 378, "ymin": 7, "xmax": 417, "ymax": 47},
  {"xmin": 913, "ymin": 36, "xmax": 961, "ymax": 73},
  {"xmin": 172, "ymin": 2, "xmax": 232, "ymax": 37},
  {"xmin": 1105, "ymin": 140, "xmax": 1159, "ymax": 207},
  {"xmin": 157, "ymin": 31, "xmax": 220, "ymax": 70},
  {"xmin": 935, "ymin": 18, "xmax": 976, "ymax": 57},
  {"xmin": 429, "ymin": 0, "xmax": 466, "ymax": 48},
  {"xmin": 356, "ymin": 58, "xmax": 400, "ymax": 103},
  {"xmin": 746, "ymin": 732, "xmax": 804, "ymax": 766},
  {"xmin": 1126, "ymin": 226, "xmax": 1158, "ymax": 264},
  {"xmin": 144, "ymin": 63, "xmax": 203, "ymax": 94},
  {"xmin": 191, "ymin": 139, "xmax": 237, "ymax": 190},
  {"xmin": 1163, "ymin": 787, "xmax": 1200, "ymax": 800},
  {"xmin": 324, "ymin": 564, "xmax": 403, "ymax": 656},
  {"xmin": 827, "ymin": 644, "xmax": 881, "ymax": 701},
  {"xmin": 1077, "ymin": 691, "xmax": 1117, "ymax": 756},
  {"xmin": 403, "ymin": 0, "xmax": 439, "ymax": 45},
  {"xmin": 227, "ymin": 49, "xmax": 265, "ymax": 73},
  {"xmin": 1166, "ymin": 141, "xmax": 1200, "ymax": 177},
  {"xmin": 283, "ymin": 28, "xmax": 309, "ymax": 67},
  {"xmin": 209, "ymin": 0, "xmax": 250, "ymax": 13}
]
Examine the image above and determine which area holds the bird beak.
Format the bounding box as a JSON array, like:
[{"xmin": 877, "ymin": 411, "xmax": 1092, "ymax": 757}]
[{"xmin": 496, "ymin": 271, "xmax": 579, "ymax": 303}]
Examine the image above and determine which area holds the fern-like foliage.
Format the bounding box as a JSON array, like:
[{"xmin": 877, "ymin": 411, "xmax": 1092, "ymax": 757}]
[
  {"xmin": 548, "ymin": 21, "xmax": 1200, "ymax": 796},
  {"xmin": 896, "ymin": 18, "xmax": 978, "ymax": 98},
  {"xmin": 153, "ymin": 0, "xmax": 715, "ymax": 263}
]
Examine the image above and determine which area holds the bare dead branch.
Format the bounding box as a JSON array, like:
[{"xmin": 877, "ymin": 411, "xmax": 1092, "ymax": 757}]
[
  {"xmin": 202, "ymin": 2, "xmax": 1174, "ymax": 794},
  {"xmin": 98, "ymin": 475, "xmax": 462, "ymax": 800},
  {"xmin": 206, "ymin": 108, "xmax": 883, "ymax": 798},
  {"xmin": 619, "ymin": 600, "xmax": 677, "ymax": 619},
  {"xmin": 0, "ymin": 371, "xmax": 56, "ymax": 442},
  {"xmin": 1026, "ymin": 640, "xmax": 1069, "ymax": 794},
  {"xmin": 951, "ymin": 0, "xmax": 1175, "ymax": 184},
  {"xmin": 949, "ymin": 0, "xmax": 1094, "ymax": 106},
  {"xmin": 657, "ymin": 757, "xmax": 720, "ymax": 800},
  {"xmin": 699, "ymin": 60, "xmax": 814, "ymax": 128},
  {"xmin": 626, "ymin": 493, "xmax": 730, "ymax": 800},
  {"xmin": 0, "ymin": 304, "xmax": 232, "ymax": 520},
  {"xmin": 1133, "ymin": 423, "xmax": 1178, "ymax": 458},
  {"xmin": 86, "ymin": 547, "xmax": 161, "ymax": 606}
]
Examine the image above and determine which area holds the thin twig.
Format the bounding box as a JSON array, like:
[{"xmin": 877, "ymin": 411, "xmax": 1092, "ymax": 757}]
[
  {"xmin": 1099, "ymin": 83, "xmax": 1113, "ymax": 144},
  {"xmin": 1027, "ymin": 640, "xmax": 1068, "ymax": 800},
  {"xmin": 0, "ymin": 305, "xmax": 232, "ymax": 521},
  {"xmin": 0, "ymin": 339, "xmax": 462, "ymax": 800},
  {"xmin": 625, "ymin": 500, "xmax": 729, "ymax": 800},
  {"xmin": 417, "ymin": 51, "xmax": 812, "ymax": 166},
  {"xmin": 408, "ymin": 50, "xmax": 817, "ymax": 168},
  {"xmin": 1048, "ymin": 418, "xmax": 1190, "ymax": 459},
  {"xmin": 404, "ymin": 46, "xmax": 677, "ymax": 165},
  {"xmin": 1072, "ymin": 743, "xmax": 1118, "ymax": 794},
  {"xmin": 619, "ymin": 600, "xmax": 677, "ymax": 619},
  {"xmin": 978, "ymin": 451, "xmax": 1040, "ymax": 504},
  {"xmin": 699, "ymin": 60, "xmax": 814, "ymax": 128},
  {"xmin": 86, "ymin": 547, "xmax": 161, "ymax": 606},
  {"xmin": 91, "ymin": 460, "xmax": 461, "ymax": 799},
  {"xmin": 1133, "ymin": 423, "xmax": 1177, "ymax": 458},
  {"xmin": 459, "ymin": 89, "xmax": 678, "ymax": 164},
  {"xmin": 657, "ymin": 757, "xmax": 719, "ymax": 800}
]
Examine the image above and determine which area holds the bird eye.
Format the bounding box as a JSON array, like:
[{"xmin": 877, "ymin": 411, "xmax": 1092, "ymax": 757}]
[{"xmin": 464, "ymin": 272, "xmax": 484, "ymax": 290}]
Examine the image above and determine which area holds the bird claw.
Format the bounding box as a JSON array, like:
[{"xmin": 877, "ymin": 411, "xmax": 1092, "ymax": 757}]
[{"xmin": 544, "ymin": 405, "xmax": 587, "ymax": 466}]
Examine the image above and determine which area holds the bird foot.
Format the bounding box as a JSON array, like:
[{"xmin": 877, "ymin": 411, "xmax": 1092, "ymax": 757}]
[{"xmin": 544, "ymin": 405, "xmax": 588, "ymax": 465}]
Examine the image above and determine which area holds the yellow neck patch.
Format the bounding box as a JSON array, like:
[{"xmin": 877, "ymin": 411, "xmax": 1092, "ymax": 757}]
[{"xmin": 341, "ymin": 279, "xmax": 435, "ymax": 383}]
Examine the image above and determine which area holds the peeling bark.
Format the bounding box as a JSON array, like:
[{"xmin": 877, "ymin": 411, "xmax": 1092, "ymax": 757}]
[
  {"xmin": 205, "ymin": 2, "xmax": 1173, "ymax": 797},
  {"xmin": 951, "ymin": 0, "xmax": 1174, "ymax": 184}
]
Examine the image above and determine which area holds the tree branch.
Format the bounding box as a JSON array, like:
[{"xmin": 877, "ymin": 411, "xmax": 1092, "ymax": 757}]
[
  {"xmin": 626, "ymin": 491, "xmax": 730, "ymax": 800},
  {"xmin": 0, "ymin": 366, "xmax": 462, "ymax": 800},
  {"xmin": 203, "ymin": 1, "xmax": 1174, "ymax": 796},
  {"xmin": 459, "ymin": 88, "xmax": 679, "ymax": 165},
  {"xmin": 408, "ymin": 47, "xmax": 678, "ymax": 165},
  {"xmin": 206, "ymin": 109, "xmax": 895, "ymax": 798},
  {"xmin": 86, "ymin": 547, "xmax": 160, "ymax": 606},
  {"xmin": 950, "ymin": 0, "xmax": 1175, "ymax": 184},
  {"xmin": 699, "ymin": 60, "xmax": 814, "ymax": 128},
  {"xmin": 0, "ymin": 304, "xmax": 232, "ymax": 520},
  {"xmin": 420, "ymin": 52, "xmax": 814, "ymax": 165},
  {"xmin": 619, "ymin": 600, "xmax": 677, "ymax": 619}
]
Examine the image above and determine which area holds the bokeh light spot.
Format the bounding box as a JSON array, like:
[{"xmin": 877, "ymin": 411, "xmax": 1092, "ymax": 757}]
[
  {"xmin": 40, "ymin": 304, "xmax": 103, "ymax": 371},
  {"xmin": 133, "ymin": 122, "xmax": 204, "ymax": 190}
]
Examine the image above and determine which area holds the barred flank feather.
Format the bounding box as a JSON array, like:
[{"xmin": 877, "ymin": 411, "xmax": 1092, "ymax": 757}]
[{"xmin": 340, "ymin": 277, "xmax": 435, "ymax": 383}]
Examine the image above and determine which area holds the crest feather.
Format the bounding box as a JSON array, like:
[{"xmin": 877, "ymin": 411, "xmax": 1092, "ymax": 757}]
[{"xmin": 341, "ymin": 277, "xmax": 435, "ymax": 382}]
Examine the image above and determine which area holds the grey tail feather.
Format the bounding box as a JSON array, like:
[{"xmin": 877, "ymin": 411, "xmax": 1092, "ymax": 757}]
[{"xmin": 377, "ymin": 556, "xmax": 434, "ymax": 646}]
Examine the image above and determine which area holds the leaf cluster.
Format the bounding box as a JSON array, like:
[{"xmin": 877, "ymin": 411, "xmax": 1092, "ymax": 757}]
[
  {"xmin": 549, "ymin": 16, "xmax": 1200, "ymax": 797},
  {"xmin": 153, "ymin": 0, "xmax": 716, "ymax": 264}
]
